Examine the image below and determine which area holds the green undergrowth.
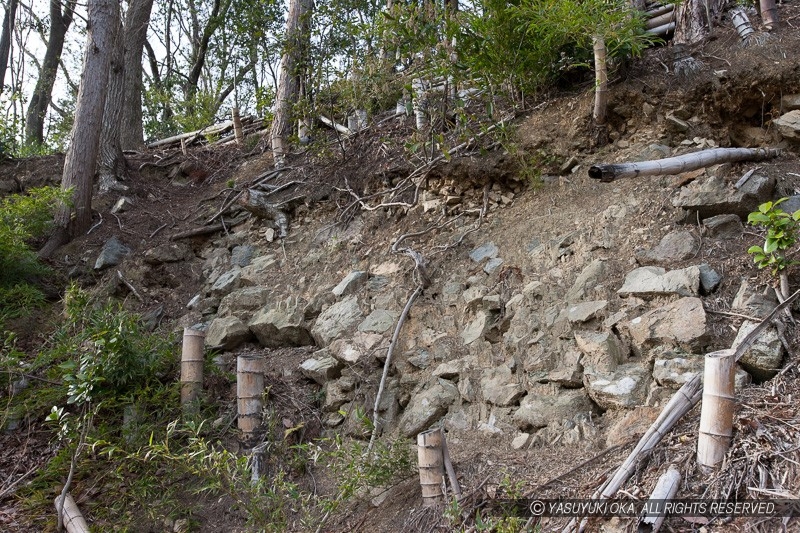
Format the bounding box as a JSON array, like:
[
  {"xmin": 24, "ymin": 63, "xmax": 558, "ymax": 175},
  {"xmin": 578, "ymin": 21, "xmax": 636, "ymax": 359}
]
[{"xmin": 7, "ymin": 284, "xmax": 416, "ymax": 531}]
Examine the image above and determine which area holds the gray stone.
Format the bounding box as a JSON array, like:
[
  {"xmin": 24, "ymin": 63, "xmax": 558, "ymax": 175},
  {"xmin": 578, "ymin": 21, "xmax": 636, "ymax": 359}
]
[
  {"xmin": 635, "ymin": 231, "xmax": 697, "ymax": 265},
  {"xmin": 734, "ymin": 321, "xmax": 784, "ymax": 381},
  {"xmin": 458, "ymin": 377, "xmax": 476, "ymax": 402},
  {"xmin": 484, "ymin": 257, "xmax": 504, "ymax": 274},
  {"xmin": 299, "ymin": 355, "xmax": 343, "ymax": 385},
  {"xmin": 618, "ymin": 266, "xmax": 700, "ymax": 298},
  {"xmin": 249, "ymin": 297, "xmax": 314, "ymax": 348},
  {"xmin": 781, "ymin": 195, "xmax": 800, "ymax": 215},
  {"xmin": 625, "ymin": 297, "xmax": 707, "ymax": 354},
  {"xmin": 774, "ymin": 110, "xmax": 800, "ymax": 142},
  {"xmin": 513, "ymin": 389, "xmax": 595, "ymax": 430},
  {"xmin": 584, "ymin": 364, "xmax": 650, "ymax": 409},
  {"xmin": 358, "ymin": 309, "xmax": 398, "ymax": 333},
  {"xmin": 511, "ymin": 432, "xmax": 531, "ymax": 450},
  {"xmin": 731, "ymin": 280, "xmax": 779, "ymax": 318},
  {"xmin": 673, "ymin": 174, "xmax": 776, "ymax": 219},
  {"xmin": 703, "ymin": 214, "xmax": 743, "ymax": 239},
  {"xmin": 461, "ymin": 310, "xmax": 493, "ymax": 345},
  {"xmin": 205, "ymin": 316, "xmax": 252, "ymax": 351},
  {"xmin": 328, "ymin": 332, "xmax": 383, "ymax": 364},
  {"xmin": 368, "ymin": 275, "xmax": 390, "ymax": 291},
  {"xmin": 469, "ymin": 242, "xmax": 499, "ymax": 262},
  {"xmin": 462, "ymin": 285, "xmax": 489, "ymax": 311},
  {"xmin": 567, "ymin": 300, "xmax": 608, "ymax": 323},
  {"xmin": 239, "ymin": 255, "xmax": 279, "ymax": 286},
  {"xmin": 666, "ymin": 114, "xmax": 690, "ymax": 133},
  {"xmin": 636, "ymin": 144, "xmax": 671, "ymax": 161},
  {"xmin": 575, "ymin": 331, "xmax": 626, "ymax": 372},
  {"xmin": 566, "ymin": 260, "xmax": 607, "ymax": 302},
  {"xmin": 94, "ymin": 236, "xmax": 131, "ymax": 270},
  {"xmin": 332, "ymin": 271, "xmax": 368, "ymax": 297},
  {"xmin": 217, "ymin": 287, "xmax": 270, "ymax": 318},
  {"xmin": 782, "ymin": 94, "xmax": 800, "ymax": 111},
  {"xmin": 230, "ymin": 245, "xmax": 255, "ymax": 267},
  {"xmin": 408, "ymin": 350, "xmax": 433, "ymax": 369},
  {"xmin": 481, "ymin": 366, "xmax": 524, "ymax": 406},
  {"xmin": 398, "ymin": 379, "xmax": 459, "ymax": 437},
  {"xmin": 111, "ymin": 196, "xmax": 134, "ymax": 213},
  {"xmin": 548, "ymin": 346, "xmax": 584, "ymax": 387},
  {"xmin": 432, "ymin": 360, "xmax": 463, "ymax": 379},
  {"xmin": 653, "ymin": 354, "xmax": 702, "ymax": 387},
  {"xmin": 698, "ymin": 264, "xmax": 722, "ymax": 294},
  {"xmin": 323, "ymin": 380, "xmax": 350, "ymax": 412},
  {"xmin": 144, "ymin": 242, "xmax": 192, "ymax": 264},
  {"xmin": 209, "ymin": 268, "xmax": 241, "ymax": 296},
  {"xmin": 311, "ymin": 295, "xmax": 364, "ymax": 345}
]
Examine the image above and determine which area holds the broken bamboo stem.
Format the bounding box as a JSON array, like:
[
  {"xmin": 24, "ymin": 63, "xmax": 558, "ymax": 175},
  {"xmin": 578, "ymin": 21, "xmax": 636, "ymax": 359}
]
[
  {"xmin": 759, "ymin": 0, "xmax": 779, "ymax": 30},
  {"xmin": 638, "ymin": 464, "xmax": 681, "ymax": 533},
  {"xmin": 441, "ymin": 430, "xmax": 462, "ymax": 499},
  {"xmin": 588, "ymin": 147, "xmax": 780, "ymax": 182},
  {"xmin": 697, "ymin": 349, "xmax": 736, "ymax": 471},
  {"xmin": 232, "ymin": 108, "xmax": 244, "ymax": 145},
  {"xmin": 54, "ymin": 493, "xmax": 89, "ymax": 533},
  {"xmin": 237, "ymin": 354, "xmax": 265, "ymax": 441}
]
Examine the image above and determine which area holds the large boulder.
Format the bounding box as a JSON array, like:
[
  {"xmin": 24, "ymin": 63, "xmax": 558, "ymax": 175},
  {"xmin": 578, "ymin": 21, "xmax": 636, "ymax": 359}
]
[
  {"xmin": 624, "ymin": 297, "xmax": 708, "ymax": 355},
  {"xmin": 672, "ymin": 174, "xmax": 775, "ymax": 219},
  {"xmin": 398, "ymin": 379, "xmax": 459, "ymax": 437},
  {"xmin": 734, "ymin": 321, "xmax": 784, "ymax": 381},
  {"xmin": 513, "ymin": 389, "xmax": 595, "ymax": 430},
  {"xmin": 618, "ymin": 266, "xmax": 700, "ymax": 298},
  {"xmin": 205, "ymin": 316, "xmax": 252, "ymax": 351},
  {"xmin": 480, "ymin": 366, "xmax": 524, "ymax": 407},
  {"xmin": 635, "ymin": 231, "xmax": 697, "ymax": 265},
  {"xmin": 311, "ymin": 295, "xmax": 364, "ymax": 346},
  {"xmin": 774, "ymin": 110, "xmax": 800, "ymax": 143},
  {"xmin": 584, "ymin": 364, "xmax": 650, "ymax": 409},
  {"xmin": 249, "ymin": 297, "xmax": 314, "ymax": 348}
]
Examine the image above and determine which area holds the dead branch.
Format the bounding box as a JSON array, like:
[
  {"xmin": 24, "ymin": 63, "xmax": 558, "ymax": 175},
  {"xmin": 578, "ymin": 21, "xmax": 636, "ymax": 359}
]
[
  {"xmin": 588, "ymin": 147, "xmax": 780, "ymax": 182},
  {"xmin": 117, "ymin": 271, "xmax": 144, "ymax": 302},
  {"xmin": 169, "ymin": 214, "xmax": 249, "ymax": 241},
  {"xmin": 238, "ymin": 189, "xmax": 290, "ymax": 238},
  {"xmin": 149, "ymin": 223, "xmax": 168, "ymax": 238}
]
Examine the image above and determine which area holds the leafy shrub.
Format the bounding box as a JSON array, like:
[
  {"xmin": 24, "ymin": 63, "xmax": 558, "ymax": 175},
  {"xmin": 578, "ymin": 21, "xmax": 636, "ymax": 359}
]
[{"xmin": 747, "ymin": 198, "xmax": 800, "ymax": 275}]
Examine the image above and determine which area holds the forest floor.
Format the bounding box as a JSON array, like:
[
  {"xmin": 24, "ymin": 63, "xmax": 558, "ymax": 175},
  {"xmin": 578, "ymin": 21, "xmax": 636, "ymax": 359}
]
[{"xmin": 2, "ymin": 4, "xmax": 800, "ymax": 532}]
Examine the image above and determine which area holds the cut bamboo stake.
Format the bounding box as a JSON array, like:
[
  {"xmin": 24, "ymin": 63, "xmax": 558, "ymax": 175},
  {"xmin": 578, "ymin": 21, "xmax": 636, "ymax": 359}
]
[
  {"xmin": 592, "ymin": 35, "xmax": 608, "ymax": 125},
  {"xmin": 54, "ymin": 493, "xmax": 89, "ymax": 533},
  {"xmin": 759, "ymin": 0, "xmax": 779, "ymax": 30},
  {"xmin": 697, "ymin": 349, "xmax": 736, "ymax": 470},
  {"xmin": 648, "ymin": 22, "xmax": 676, "ymax": 37},
  {"xmin": 417, "ymin": 428, "xmax": 445, "ymax": 507},
  {"xmin": 588, "ymin": 147, "xmax": 780, "ymax": 182},
  {"xmin": 237, "ymin": 354, "xmax": 266, "ymax": 440},
  {"xmin": 180, "ymin": 328, "xmax": 205, "ymax": 407},
  {"xmin": 730, "ymin": 7, "xmax": 757, "ymax": 45},
  {"xmin": 564, "ymin": 289, "xmax": 800, "ymax": 533},
  {"xmin": 232, "ymin": 107, "xmax": 244, "ymax": 145},
  {"xmin": 412, "ymin": 78, "xmax": 429, "ymax": 131},
  {"xmin": 638, "ymin": 464, "xmax": 681, "ymax": 533}
]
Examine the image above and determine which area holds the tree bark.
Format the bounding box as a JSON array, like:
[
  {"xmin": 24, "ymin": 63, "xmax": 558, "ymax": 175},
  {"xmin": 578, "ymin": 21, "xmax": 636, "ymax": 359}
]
[
  {"xmin": 24, "ymin": 0, "xmax": 77, "ymax": 146},
  {"xmin": 270, "ymin": 0, "xmax": 312, "ymax": 168},
  {"xmin": 673, "ymin": 0, "xmax": 726, "ymax": 46},
  {"xmin": 184, "ymin": 0, "xmax": 232, "ymax": 110},
  {"xmin": 0, "ymin": 0, "xmax": 18, "ymax": 92},
  {"xmin": 39, "ymin": 0, "xmax": 119, "ymax": 258},
  {"xmin": 97, "ymin": 15, "xmax": 125, "ymax": 186},
  {"xmin": 120, "ymin": 0, "xmax": 155, "ymax": 149}
]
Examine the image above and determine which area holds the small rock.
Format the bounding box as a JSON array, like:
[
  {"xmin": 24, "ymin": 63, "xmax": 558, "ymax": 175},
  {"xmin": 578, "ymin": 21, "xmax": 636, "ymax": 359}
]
[
  {"xmin": 774, "ymin": 110, "xmax": 800, "ymax": 142},
  {"xmin": 299, "ymin": 355, "xmax": 343, "ymax": 385},
  {"xmin": 358, "ymin": 309, "xmax": 398, "ymax": 334},
  {"xmin": 209, "ymin": 268, "xmax": 242, "ymax": 296},
  {"xmin": 575, "ymin": 331, "xmax": 626, "ymax": 372},
  {"xmin": 618, "ymin": 265, "xmax": 700, "ymax": 298},
  {"xmin": 432, "ymin": 360, "xmax": 463, "ymax": 380},
  {"xmin": 230, "ymin": 245, "xmax": 255, "ymax": 267},
  {"xmin": 698, "ymin": 264, "xmax": 722, "ymax": 294},
  {"xmin": 94, "ymin": 236, "xmax": 131, "ymax": 270},
  {"xmin": 110, "ymin": 196, "xmax": 134, "ymax": 213},
  {"xmin": 635, "ymin": 231, "xmax": 697, "ymax": 265},
  {"xmin": 398, "ymin": 379, "xmax": 459, "ymax": 437},
  {"xmin": 702, "ymin": 214, "xmax": 742, "ymax": 239},
  {"xmin": 408, "ymin": 350, "xmax": 432, "ymax": 369},
  {"xmin": 566, "ymin": 260, "xmax": 607, "ymax": 302},
  {"xmin": 624, "ymin": 297, "xmax": 707, "ymax": 354},
  {"xmin": 469, "ymin": 242, "xmax": 499, "ymax": 262},
  {"xmin": 584, "ymin": 364, "xmax": 650, "ymax": 409},
  {"xmin": 511, "ymin": 432, "xmax": 531, "ymax": 450},
  {"xmin": 666, "ymin": 113, "xmax": 690, "ymax": 132},
  {"xmin": 144, "ymin": 242, "xmax": 192, "ymax": 264},
  {"xmin": 734, "ymin": 321, "xmax": 784, "ymax": 381},
  {"xmin": 653, "ymin": 354, "xmax": 702, "ymax": 387},
  {"xmin": 332, "ymin": 271, "xmax": 368, "ymax": 297},
  {"xmin": 205, "ymin": 316, "xmax": 252, "ymax": 351},
  {"xmin": 311, "ymin": 295, "xmax": 364, "ymax": 346},
  {"xmin": 513, "ymin": 389, "xmax": 595, "ymax": 430},
  {"xmin": 484, "ymin": 257, "xmax": 504, "ymax": 274},
  {"xmin": 781, "ymin": 94, "xmax": 800, "ymax": 111},
  {"xmin": 481, "ymin": 366, "xmax": 524, "ymax": 407},
  {"xmin": 567, "ymin": 300, "xmax": 608, "ymax": 323}
]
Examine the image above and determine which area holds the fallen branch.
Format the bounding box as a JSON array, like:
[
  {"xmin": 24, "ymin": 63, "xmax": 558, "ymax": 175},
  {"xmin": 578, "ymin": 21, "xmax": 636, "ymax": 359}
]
[
  {"xmin": 169, "ymin": 214, "xmax": 249, "ymax": 241},
  {"xmin": 117, "ymin": 271, "xmax": 144, "ymax": 302},
  {"xmin": 589, "ymin": 147, "xmax": 780, "ymax": 182}
]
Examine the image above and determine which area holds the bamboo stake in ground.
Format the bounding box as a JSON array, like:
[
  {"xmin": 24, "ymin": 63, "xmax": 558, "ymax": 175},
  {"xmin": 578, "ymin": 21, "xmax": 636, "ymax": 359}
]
[
  {"xmin": 54, "ymin": 493, "xmax": 89, "ymax": 533},
  {"xmin": 180, "ymin": 328, "xmax": 205, "ymax": 408},
  {"xmin": 760, "ymin": 0, "xmax": 779, "ymax": 30},
  {"xmin": 593, "ymin": 35, "xmax": 608, "ymax": 125},
  {"xmin": 417, "ymin": 428, "xmax": 446, "ymax": 507},
  {"xmin": 697, "ymin": 349, "xmax": 736, "ymax": 471},
  {"xmin": 237, "ymin": 354, "xmax": 266, "ymax": 441},
  {"xmin": 232, "ymin": 107, "xmax": 244, "ymax": 145},
  {"xmin": 588, "ymin": 147, "xmax": 780, "ymax": 182},
  {"xmin": 638, "ymin": 464, "xmax": 681, "ymax": 533}
]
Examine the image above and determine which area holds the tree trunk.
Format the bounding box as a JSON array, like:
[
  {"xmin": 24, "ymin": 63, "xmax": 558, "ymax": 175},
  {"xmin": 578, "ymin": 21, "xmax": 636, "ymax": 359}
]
[
  {"xmin": 97, "ymin": 15, "xmax": 125, "ymax": 187},
  {"xmin": 39, "ymin": 0, "xmax": 118, "ymax": 258},
  {"xmin": 184, "ymin": 0, "xmax": 231, "ymax": 111},
  {"xmin": 24, "ymin": 0, "xmax": 77, "ymax": 146},
  {"xmin": 673, "ymin": 0, "xmax": 726, "ymax": 46},
  {"xmin": 0, "ymin": 0, "xmax": 18, "ymax": 92},
  {"xmin": 270, "ymin": 0, "xmax": 312, "ymax": 168},
  {"xmin": 120, "ymin": 0, "xmax": 155, "ymax": 149}
]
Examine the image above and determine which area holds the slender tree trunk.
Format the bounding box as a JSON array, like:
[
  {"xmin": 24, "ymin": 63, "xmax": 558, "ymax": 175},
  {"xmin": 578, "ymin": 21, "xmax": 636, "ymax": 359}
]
[
  {"xmin": 39, "ymin": 0, "xmax": 119, "ymax": 258},
  {"xmin": 270, "ymin": 0, "xmax": 312, "ymax": 168},
  {"xmin": 24, "ymin": 0, "xmax": 77, "ymax": 146},
  {"xmin": 120, "ymin": 0, "xmax": 155, "ymax": 149},
  {"xmin": 184, "ymin": 0, "xmax": 231, "ymax": 111},
  {"xmin": 98, "ymin": 16, "xmax": 125, "ymax": 186},
  {"xmin": 673, "ymin": 0, "xmax": 726, "ymax": 46},
  {"xmin": 592, "ymin": 35, "xmax": 607, "ymax": 125},
  {"xmin": 0, "ymin": 0, "xmax": 18, "ymax": 92}
]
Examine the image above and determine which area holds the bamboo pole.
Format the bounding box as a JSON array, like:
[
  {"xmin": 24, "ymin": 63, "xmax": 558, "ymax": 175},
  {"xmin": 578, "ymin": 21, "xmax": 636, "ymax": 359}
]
[
  {"xmin": 412, "ymin": 78, "xmax": 429, "ymax": 131},
  {"xmin": 232, "ymin": 107, "xmax": 244, "ymax": 145},
  {"xmin": 759, "ymin": 0, "xmax": 779, "ymax": 30},
  {"xmin": 645, "ymin": 10, "xmax": 675, "ymax": 30},
  {"xmin": 730, "ymin": 7, "xmax": 757, "ymax": 45},
  {"xmin": 588, "ymin": 147, "xmax": 780, "ymax": 182},
  {"xmin": 638, "ymin": 464, "xmax": 681, "ymax": 533},
  {"xmin": 647, "ymin": 22, "xmax": 676, "ymax": 37},
  {"xmin": 697, "ymin": 349, "xmax": 736, "ymax": 470},
  {"xmin": 54, "ymin": 493, "xmax": 89, "ymax": 533},
  {"xmin": 180, "ymin": 328, "xmax": 205, "ymax": 407},
  {"xmin": 440, "ymin": 429, "xmax": 462, "ymax": 499},
  {"xmin": 593, "ymin": 35, "xmax": 608, "ymax": 125},
  {"xmin": 417, "ymin": 428, "xmax": 445, "ymax": 507},
  {"xmin": 237, "ymin": 354, "xmax": 266, "ymax": 440},
  {"xmin": 644, "ymin": 4, "xmax": 674, "ymax": 18}
]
